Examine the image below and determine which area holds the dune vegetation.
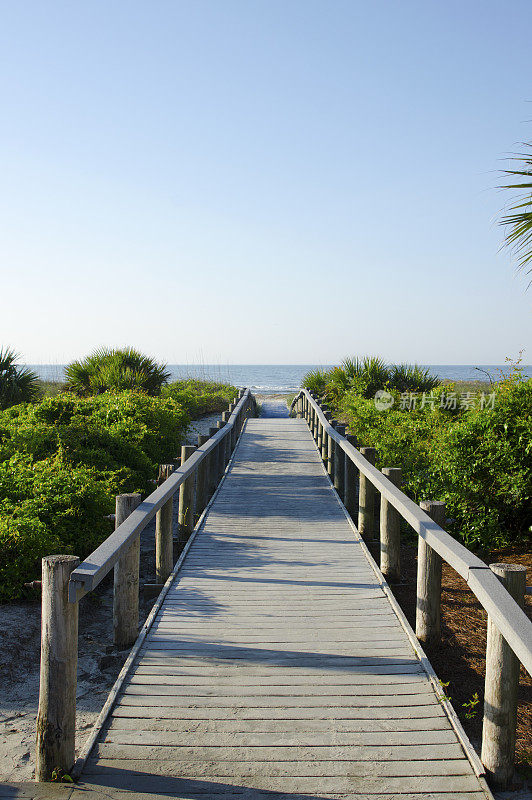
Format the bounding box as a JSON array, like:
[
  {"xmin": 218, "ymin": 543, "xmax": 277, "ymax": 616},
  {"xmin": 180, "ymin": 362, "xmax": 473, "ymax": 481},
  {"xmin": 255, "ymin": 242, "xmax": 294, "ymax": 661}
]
[
  {"xmin": 0, "ymin": 347, "xmax": 237, "ymax": 602},
  {"xmin": 302, "ymin": 357, "xmax": 532, "ymax": 550}
]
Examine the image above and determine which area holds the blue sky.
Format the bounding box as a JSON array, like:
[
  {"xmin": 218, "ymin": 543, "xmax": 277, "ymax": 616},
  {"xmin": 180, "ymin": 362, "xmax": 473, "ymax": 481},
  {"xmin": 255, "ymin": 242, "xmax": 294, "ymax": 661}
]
[{"xmin": 1, "ymin": 0, "xmax": 531, "ymax": 364}]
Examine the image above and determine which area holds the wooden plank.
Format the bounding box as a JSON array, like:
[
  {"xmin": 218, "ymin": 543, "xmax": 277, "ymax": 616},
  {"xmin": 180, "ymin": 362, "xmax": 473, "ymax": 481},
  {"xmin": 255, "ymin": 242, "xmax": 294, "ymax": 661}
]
[
  {"xmin": 105, "ymin": 716, "xmax": 452, "ymax": 733},
  {"xmin": 116, "ymin": 693, "xmax": 441, "ymax": 707},
  {"xmin": 85, "ymin": 757, "xmax": 477, "ymax": 778},
  {"xmin": 100, "ymin": 730, "xmax": 458, "ymax": 746},
  {"xmin": 88, "ymin": 742, "xmax": 468, "ymax": 762},
  {"xmin": 109, "ymin": 704, "xmax": 448, "ymax": 720}
]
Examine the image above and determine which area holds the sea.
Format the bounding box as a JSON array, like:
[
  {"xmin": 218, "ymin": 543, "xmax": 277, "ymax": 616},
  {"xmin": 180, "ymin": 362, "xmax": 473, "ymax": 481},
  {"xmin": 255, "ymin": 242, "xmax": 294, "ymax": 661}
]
[{"xmin": 26, "ymin": 364, "xmax": 532, "ymax": 395}]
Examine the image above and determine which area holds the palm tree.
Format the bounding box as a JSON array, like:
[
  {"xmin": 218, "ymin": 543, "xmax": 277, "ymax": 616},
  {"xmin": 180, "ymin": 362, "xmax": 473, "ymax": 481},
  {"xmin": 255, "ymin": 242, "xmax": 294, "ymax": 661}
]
[
  {"xmin": 0, "ymin": 348, "xmax": 39, "ymax": 409},
  {"xmin": 65, "ymin": 347, "xmax": 170, "ymax": 396},
  {"xmin": 499, "ymin": 142, "xmax": 532, "ymax": 277}
]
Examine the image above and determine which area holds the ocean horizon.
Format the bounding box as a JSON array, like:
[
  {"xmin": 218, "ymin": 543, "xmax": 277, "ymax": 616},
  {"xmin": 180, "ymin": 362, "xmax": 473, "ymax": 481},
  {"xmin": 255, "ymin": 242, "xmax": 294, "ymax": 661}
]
[{"xmin": 24, "ymin": 363, "xmax": 532, "ymax": 394}]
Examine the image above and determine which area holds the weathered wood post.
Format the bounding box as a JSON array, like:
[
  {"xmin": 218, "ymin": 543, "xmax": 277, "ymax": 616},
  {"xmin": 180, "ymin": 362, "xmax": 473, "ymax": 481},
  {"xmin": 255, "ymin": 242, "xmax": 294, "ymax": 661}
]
[
  {"xmin": 196, "ymin": 434, "xmax": 210, "ymax": 517},
  {"xmin": 222, "ymin": 412, "xmax": 232, "ymax": 463},
  {"xmin": 344, "ymin": 433, "xmax": 358, "ymax": 515},
  {"xmin": 216, "ymin": 421, "xmax": 226, "ymax": 478},
  {"xmin": 36, "ymin": 554, "xmax": 80, "ymax": 781},
  {"xmin": 113, "ymin": 493, "xmax": 142, "ymax": 648},
  {"xmin": 208, "ymin": 426, "xmax": 219, "ymax": 495},
  {"xmin": 296, "ymin": 396, "xmax": 302, "ymax": 418},
  {"xmin": 327, "ymin": 420, "xmax": 338, "ymax": 478},
  {"xmin": 312, "ymin": 406, "xmax": 319, "ymax": 441},
  {"xmin": 316, "ymin": 417, "xmax": 323, "ymax": 452},
  {"xmin": 416, "ymin": 500, "xmax": 445, "ymax": 645},
  {"xmin": 481, "ymin": 562, "xmax": 527, "ymax": 789},
  {"xmin": 321, "ymin": 411, "xmax": 331, "ymax": 463},
  {"xmin": 358, "ymin": 447, "xmax": 376, "ymax": 541},
  {"xmin": 380, "ymin": 467, "xmax": 402, "ymax": 581},
  {"xmin": 155, "ymin": 464, "xmax": 174, "ymax": 583},
  {"xmin": 334, "ymin": 423, "xmax": 346, "ymax": 496},
  {"xmin": 178, "ymin": 445, "xmax": 196, "ymax": 542}
]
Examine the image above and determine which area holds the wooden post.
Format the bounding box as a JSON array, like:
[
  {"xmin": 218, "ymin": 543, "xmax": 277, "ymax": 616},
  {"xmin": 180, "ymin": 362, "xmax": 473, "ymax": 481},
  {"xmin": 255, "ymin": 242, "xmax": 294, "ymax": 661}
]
[
  {"xmin": 155, "ymin": 465, "xmax": 174, "ymax": 584},
  {"xmin": 216, "ymin": 421, "xmax": 226, "ymax": 478},
  {"xmin": 321, "ymin": 411, "xmax": 331, "ymax": 462},
  {"xmin": 178, "ymin": 445, "xmax": 196, "ymax": 542},
  {"xmin": 358, "ymin": 447, "xmax": 376, "ymax": 541},
  {"xmin": 380, "ymin": 467, "xmax": 402, "ymax": 581},
  {"xmin": 208, "ymin": 427, "xmax": 218, "ymax": 494},
  {"xmin": 327, "ymin": 421, "xmax": 338, "ymax": 478},
  {"xmin": 344, "ymin": 433, "xmax": 358, "ymax": 515},
  {"xmin": 334, "ymin": 423, "xmax": 346, "ymax": 496},
  {"xmin": 222, "ymin": 412, "xmax": 232, "ymax": 463},
  {"xmin": 113, "ymin": 493, "xmax": 142, "ymax": 648},
  {"xmin": 36, "ymin": 554, "xmax": 80, "ymax": 781},
  {"xmin": 481, "ymin": 562, "xmax": 527, "ymax": 789},
  {"xmin": 316, "ymin": 419, "xmax": 323, "ymax": 452},
  {"xmin": 196, "ymin": 434, "xmax": 210, "ymax": 517},
  {"xmin": 416, "ymin": 500, "xmax": 445, "ymax": 646}
]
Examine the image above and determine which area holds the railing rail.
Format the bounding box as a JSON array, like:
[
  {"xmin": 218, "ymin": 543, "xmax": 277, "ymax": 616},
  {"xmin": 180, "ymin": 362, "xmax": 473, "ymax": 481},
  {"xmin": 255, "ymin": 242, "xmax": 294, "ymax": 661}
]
[
  {"xmin": 36, "ymin": 388, "xmax": 255, "ymax": 781},
  {"xmin": 69, "ymin": 389, "xmax": 253, "ymax": 602},
  {"xmin": 291, "ymin": 387, "xmax": 532, "ymax": 789}
]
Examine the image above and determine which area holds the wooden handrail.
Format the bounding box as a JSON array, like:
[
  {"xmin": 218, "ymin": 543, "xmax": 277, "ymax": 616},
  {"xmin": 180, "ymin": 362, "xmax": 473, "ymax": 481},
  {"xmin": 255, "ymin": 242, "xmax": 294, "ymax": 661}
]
[
  {"xmin": 291, "ymin": 389, "xmax": 532, "ymax": 678},
  {"xmin": 68, "ymin": 389, "xmax": 252, "ymax": 602},
  {"xmin": 293, "ymin": 387, "xmax": 531, "ymax": 786},
  {"xmin": 36, "ymin": 388, "xmax": 254, "ymax": 780}
]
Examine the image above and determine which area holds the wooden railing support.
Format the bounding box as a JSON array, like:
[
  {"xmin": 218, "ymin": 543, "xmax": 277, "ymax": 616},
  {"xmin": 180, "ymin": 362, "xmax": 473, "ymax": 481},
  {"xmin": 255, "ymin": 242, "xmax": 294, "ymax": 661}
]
[
  {"xmin": 208, "ymin": 426, "xmax": 219, "ymax": 494},
  {"xmin": 222, "ymin": 412, "xmax": 232, "ymax": 463},
  {"xmin": 113, "ymin": 493, "xmax": 142, "ymax": 648},
  {"xmin": 178, "ymin": 445, "xmax": 196, "ymax": 541},
  {"xmin": 334, "ymin": 423, "xmax": 346, "ymax": 496},
  {"xmin": 416, "ymin": 500, "xmax": 445, "ymax": 645},
  {"xmin": 344, "ymin": 433, "xmax": 358, "ymax": 515},
  {"xmin": 321, "ymin": 411, "xmax": 331, "ymax": 463},
  {"xmin": 380, "ymin": 467, "xmax": 402, "ymax": 581},
  {"xmin": 196, "ymin": 434, "xmax": 210, "ymax": 517},
  {"xmin": 155, "ymin": 465, "xmax": 174, "ymax": 583},
  {"xmin": 481, "ymin": 562, "xmax": 527, "ymax": 789},
  {"xmin": 358, "ymin": 447, "xmax": 376, "ymax": 541},
  {"xmin": 317, "ymin": 418, "xmax": 323, "ymax": 452},
  {"xmin": 327, "ymin": 420, "xmax": 338, "ymax": 478},
  {"xmin": 216, "ymin": 421, "xmax": 226, "ymax": 477},
  {"xmin": 36, "ymin": 554, "xmax": 80, "ymax": 781}
]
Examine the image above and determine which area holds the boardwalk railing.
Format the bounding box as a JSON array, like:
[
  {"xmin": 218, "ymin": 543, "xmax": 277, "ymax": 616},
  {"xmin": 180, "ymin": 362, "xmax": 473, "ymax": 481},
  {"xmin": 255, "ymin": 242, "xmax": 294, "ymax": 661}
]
[
  {"xmin": 291, "ymin": 388, "xmax": 532, "ymax": 789},
  {"xmin": 36, "ymin": 388, "xmax": 255, "ymax": 781}
]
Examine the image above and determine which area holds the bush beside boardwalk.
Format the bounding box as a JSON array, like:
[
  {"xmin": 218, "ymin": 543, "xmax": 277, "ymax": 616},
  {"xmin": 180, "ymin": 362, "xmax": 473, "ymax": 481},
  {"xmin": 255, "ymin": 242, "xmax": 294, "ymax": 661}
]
[
  {"xmin": 303, "ymin": 359, "xmax": 532, "ymax": 549},
  {"xmin": 0, "ymin": 381, "xmax": 237, "ymax": 602}
]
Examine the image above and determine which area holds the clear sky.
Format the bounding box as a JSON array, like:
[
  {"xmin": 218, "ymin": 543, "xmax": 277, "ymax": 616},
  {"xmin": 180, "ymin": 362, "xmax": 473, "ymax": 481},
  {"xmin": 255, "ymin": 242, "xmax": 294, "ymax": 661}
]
[{"xmin": 1, "ymin": 0, "xmax": 531, "ymax": 365}]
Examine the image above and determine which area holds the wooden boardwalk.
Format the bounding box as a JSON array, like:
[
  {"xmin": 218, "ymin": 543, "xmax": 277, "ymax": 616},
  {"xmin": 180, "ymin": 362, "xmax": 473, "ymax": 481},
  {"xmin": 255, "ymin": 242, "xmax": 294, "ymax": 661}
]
[{"xmin": 72, "ymin": 413, "xmax": 492, "ymax": 799}]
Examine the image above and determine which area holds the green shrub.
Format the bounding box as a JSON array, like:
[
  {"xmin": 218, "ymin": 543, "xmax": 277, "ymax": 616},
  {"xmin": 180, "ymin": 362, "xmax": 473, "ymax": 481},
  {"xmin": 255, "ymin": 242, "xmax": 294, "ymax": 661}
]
[
  {"xmin": 0, "ymin": 347, "xmax": 39, "ymax": 409},
  {"xmin": 0, "ymin": 391, "xmax": 188, "ymax": 601},
  {"xmin": 302, "ymin": 357, "xmax": 440, "ymax": 403},
  {"xmin": 340, "ymin": 378, "xmax": 532, "ymax": 549},
  {"xmin": 162, "ymin": 379, "xmax": 237, "ymax": 417},
  {"xmin": 65, "ymin": 347, "xmax": 170, "ymax": 396}
]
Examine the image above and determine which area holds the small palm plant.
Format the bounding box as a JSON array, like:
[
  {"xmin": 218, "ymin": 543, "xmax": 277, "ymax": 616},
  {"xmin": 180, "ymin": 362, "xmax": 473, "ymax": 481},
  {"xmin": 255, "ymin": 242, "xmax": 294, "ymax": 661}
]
[
  {"xmin": 499, "ymin": 142, "xmax": 532, "ymax": 278},
  {"xmin": 389, "ymin": 364, "xmax": 440, "ymax": 393},
  {"xmin": 65, "ymin": 348, "xmax": 170, "ymax": 396},
  {"xmin": 0, "ymin": 347, "xmax": 39, "ymax": 409}
]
